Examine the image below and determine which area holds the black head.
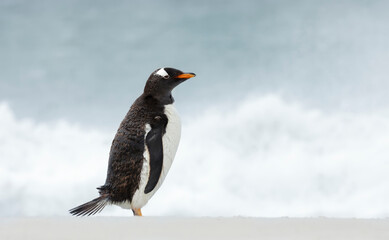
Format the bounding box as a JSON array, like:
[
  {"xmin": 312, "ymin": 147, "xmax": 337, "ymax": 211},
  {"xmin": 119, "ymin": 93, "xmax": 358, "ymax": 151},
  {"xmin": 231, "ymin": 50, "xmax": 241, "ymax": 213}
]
[{"xmin": 144, "ymin": 67, "xmax": 196, "ymax": 103}]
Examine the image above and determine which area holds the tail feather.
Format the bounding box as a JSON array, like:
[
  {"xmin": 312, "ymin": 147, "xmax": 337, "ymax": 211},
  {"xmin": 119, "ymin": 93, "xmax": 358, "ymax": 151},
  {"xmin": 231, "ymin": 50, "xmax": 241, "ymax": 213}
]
[{"xmin": 69, "ymin": 195, "xmax": 109, "ymax": 217}]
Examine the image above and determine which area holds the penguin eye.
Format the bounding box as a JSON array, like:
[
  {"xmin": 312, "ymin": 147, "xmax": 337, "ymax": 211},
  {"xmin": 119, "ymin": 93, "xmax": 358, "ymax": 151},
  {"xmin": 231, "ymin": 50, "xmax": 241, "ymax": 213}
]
[{"xmin": 163, "ymin": 75, "xmax": 169, "ymax": 79}]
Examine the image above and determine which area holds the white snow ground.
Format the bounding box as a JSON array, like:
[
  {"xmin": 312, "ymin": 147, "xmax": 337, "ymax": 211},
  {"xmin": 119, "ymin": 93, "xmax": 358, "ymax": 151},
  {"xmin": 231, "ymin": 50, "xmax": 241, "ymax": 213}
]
[{"xmin": 1, "ymin": 217, "xmax": 388, "ymax": 240}]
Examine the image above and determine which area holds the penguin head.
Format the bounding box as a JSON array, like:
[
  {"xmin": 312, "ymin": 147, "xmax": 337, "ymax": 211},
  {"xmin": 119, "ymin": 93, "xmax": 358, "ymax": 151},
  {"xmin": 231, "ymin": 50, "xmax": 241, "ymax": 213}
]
[{"xmin": 144, "ymin": 67, "xmax": 196, "ymax": 101}]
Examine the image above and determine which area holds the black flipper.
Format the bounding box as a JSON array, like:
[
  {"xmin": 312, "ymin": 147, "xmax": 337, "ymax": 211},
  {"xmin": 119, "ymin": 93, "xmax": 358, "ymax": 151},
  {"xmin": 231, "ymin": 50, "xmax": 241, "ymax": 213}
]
[
  {"xmin": 69, "ymin": 195, "xmax": 109, "ymax": 217},
  {"xmin": 144, "ymin": 115, "xmax": 168, "ymax": 194}
]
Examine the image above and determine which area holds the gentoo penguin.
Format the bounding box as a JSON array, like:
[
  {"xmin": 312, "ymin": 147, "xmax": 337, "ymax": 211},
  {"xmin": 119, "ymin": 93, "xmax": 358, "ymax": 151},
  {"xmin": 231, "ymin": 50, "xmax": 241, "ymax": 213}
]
[{"xmin": 69, "ymin": 67, "xmax": 195, "ymax": 216}]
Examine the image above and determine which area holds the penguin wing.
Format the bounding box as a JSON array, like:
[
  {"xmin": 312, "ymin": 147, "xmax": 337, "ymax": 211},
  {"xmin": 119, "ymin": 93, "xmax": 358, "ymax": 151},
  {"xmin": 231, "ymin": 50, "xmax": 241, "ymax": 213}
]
[{"xmin": 144, "ymin": 115, "xmax": 168, "ymax": 194}]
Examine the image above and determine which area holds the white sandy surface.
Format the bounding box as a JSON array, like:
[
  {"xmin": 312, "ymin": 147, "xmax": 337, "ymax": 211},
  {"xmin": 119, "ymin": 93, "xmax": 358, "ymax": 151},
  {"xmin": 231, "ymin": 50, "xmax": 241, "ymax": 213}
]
[{"xmin": 1, "ymin": 217, "xmax": 388, "ymax": 240}]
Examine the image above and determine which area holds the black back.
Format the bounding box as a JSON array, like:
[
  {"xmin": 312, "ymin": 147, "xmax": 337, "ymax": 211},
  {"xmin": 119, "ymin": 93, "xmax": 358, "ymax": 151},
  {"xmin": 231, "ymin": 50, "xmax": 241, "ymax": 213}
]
[{"xmin": 100, "ymin": 95, "xmax": 166, "ymax": 203}]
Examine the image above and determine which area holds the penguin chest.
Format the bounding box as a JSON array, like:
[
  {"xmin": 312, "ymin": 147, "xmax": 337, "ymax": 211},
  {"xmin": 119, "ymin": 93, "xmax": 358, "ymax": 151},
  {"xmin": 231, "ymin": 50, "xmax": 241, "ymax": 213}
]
[{"xmin": 130, "ymin": 104, "xmax": 181, "ymax": 209}]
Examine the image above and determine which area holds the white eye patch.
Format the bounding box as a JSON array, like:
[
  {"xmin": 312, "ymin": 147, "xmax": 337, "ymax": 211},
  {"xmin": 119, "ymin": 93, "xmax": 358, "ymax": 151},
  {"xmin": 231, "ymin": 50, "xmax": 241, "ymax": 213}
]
[{"xmin": 155, "ymin": 68, "xmax": 169, "ymax": 78}]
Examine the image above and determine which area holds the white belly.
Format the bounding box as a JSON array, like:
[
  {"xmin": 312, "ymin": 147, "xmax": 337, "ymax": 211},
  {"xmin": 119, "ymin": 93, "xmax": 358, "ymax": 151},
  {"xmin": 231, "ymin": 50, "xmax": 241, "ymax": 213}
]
[{"xmin": 129, "ymin": 104, "xmax": 181, "ymax": 210}]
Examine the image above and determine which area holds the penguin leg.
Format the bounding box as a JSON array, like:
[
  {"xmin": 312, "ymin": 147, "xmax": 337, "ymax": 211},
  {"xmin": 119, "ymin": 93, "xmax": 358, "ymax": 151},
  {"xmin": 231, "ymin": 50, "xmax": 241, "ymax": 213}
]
[{"xmin": 132, "ymin": 208, "xmax": 142, "ymax": 216}]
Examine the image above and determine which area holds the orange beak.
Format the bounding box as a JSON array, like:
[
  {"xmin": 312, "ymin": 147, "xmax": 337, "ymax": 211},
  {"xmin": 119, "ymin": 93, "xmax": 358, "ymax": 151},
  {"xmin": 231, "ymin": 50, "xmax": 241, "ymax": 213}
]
[{"xmin": 175, "ymin": 73, "xmax": 196, "ymax": 79}]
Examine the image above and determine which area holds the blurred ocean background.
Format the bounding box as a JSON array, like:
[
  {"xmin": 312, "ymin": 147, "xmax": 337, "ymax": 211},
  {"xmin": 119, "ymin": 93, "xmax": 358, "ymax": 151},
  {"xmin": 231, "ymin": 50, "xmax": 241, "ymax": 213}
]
[{"xmin": 1, "ymin": 0, "xmax": 389, "ymax": 217}]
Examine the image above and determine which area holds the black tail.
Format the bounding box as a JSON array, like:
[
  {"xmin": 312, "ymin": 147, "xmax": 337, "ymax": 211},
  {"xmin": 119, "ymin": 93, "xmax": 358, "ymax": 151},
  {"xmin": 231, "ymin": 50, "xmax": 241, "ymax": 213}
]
[{"xmin": 69, "ymin": 195, "xmax": 109, "ymax": 217}]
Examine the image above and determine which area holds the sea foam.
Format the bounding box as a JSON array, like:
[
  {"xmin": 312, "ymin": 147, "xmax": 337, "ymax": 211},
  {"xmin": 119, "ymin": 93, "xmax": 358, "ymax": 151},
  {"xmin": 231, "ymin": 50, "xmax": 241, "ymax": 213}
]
[
  {"xmin": 0, "ymin": 103, "xmax": 110, "ymax": 216},
  {"xmin": 1, "ymin": 95, "xmax": 388, "ymax": 217}
]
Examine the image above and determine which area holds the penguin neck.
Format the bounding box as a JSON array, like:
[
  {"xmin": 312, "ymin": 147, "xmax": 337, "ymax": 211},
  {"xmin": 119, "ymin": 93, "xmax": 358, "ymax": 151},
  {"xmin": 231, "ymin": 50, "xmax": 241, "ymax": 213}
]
[
  {"xmin": 143, "ymin": 91, "xmax": 175, "ymax": 105},
  {"xmin": 143, "ymin": 81, "xmax": 175, "ymax": 105}
]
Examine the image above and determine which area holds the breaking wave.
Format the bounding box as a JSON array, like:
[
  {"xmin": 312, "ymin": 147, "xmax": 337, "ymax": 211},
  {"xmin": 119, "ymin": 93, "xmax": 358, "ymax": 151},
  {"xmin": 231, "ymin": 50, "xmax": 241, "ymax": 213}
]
[{"xmin": 1, "ymin": 95, "xmax": 389, "ymax": 217}]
